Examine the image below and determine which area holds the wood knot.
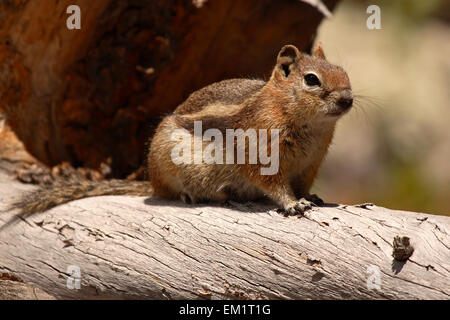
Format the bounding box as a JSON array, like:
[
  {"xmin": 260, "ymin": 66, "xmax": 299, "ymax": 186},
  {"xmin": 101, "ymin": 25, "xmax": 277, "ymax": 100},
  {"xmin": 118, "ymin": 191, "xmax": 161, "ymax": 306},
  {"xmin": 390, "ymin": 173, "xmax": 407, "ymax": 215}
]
[{"xmin": 392, "ymin": 236, "xmax": 414, "ymax": 261}]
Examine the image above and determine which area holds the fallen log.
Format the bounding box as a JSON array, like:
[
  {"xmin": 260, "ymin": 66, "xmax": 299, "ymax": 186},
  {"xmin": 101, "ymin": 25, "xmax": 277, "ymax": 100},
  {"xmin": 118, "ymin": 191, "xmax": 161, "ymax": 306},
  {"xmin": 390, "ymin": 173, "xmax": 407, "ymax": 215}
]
[{"xmin": 0, "ymin": 170, "xmax": 449, "ymax": 299}]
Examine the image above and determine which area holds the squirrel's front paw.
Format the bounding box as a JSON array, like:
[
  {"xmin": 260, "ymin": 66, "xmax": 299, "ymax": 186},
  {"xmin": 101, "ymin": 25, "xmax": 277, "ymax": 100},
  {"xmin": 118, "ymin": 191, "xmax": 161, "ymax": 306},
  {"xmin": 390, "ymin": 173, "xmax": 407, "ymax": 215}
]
[{"xmin": 283, "ymin": 198, "xmax": 314, "ymax": 216}]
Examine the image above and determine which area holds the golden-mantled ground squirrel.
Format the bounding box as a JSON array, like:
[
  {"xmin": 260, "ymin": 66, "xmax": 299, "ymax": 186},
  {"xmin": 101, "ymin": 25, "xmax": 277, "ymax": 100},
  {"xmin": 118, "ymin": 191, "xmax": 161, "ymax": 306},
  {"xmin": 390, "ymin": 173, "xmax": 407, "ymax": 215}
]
[{"xmin": 12, "ymin": 43, "xmax": 353, "ymax": 216}]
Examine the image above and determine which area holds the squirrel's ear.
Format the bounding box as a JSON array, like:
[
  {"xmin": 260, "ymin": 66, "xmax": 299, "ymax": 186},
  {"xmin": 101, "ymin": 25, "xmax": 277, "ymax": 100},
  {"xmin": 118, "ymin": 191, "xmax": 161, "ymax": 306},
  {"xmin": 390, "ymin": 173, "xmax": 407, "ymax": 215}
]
[
  {"xmin": 276, "ymin": 45, "xmax": 301, "ymax": 77},
  {"xmin": 313, "ymin": 42, "xmax": 326, "ymax": 60}
]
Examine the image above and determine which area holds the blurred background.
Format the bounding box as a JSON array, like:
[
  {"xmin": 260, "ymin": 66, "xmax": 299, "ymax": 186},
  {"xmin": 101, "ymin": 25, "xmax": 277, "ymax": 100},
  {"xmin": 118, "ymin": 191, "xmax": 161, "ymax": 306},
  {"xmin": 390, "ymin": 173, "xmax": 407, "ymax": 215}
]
[{"xmin": 313, "ymin": 0, "xmax": 450, "ymax": 215}]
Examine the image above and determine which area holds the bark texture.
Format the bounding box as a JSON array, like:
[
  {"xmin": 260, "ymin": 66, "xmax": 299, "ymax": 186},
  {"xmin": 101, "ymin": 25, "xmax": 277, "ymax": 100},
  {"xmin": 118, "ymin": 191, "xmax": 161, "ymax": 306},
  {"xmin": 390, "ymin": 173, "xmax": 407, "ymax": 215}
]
[
  {"xmin": 0, "ymin": 0, "xmax": 339, "ymax": 177},
  {"xmin": 0, "ymin": 279, "xmax": 55, "ymax": 300},
  {"xmin": 0, "ymin": 170, "xmax": 449, "ymax": 300}
]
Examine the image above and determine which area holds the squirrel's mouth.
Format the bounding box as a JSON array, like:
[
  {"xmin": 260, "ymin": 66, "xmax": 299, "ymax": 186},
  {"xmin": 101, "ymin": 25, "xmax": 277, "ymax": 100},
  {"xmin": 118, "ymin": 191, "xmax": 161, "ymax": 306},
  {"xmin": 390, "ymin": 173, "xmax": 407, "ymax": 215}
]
[
  {"xmin": 327, "ymin": 100, "xmax": 353, "ymax": 117},
  {"xmin": 326, "ymin": 108, "xmax": 347, "ymax": 117},
  {"xmin": 327, "ymin": 110, "xmax": 343, "ymax": 117},
  {"xmin": 326, "ymin": 92, "xmax": 353, "ymax": 117}
]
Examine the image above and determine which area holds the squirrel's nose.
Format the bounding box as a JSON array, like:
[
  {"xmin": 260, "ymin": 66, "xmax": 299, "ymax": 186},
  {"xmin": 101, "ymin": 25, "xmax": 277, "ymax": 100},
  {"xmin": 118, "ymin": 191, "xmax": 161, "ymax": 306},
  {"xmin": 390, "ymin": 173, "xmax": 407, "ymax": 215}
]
[
  {"xmin": 337, "ymin": 98, "xmax": 353, "ymax": 109},
  {"xmin": 337, "ymin": 90, "xmax": 353, "ymax": 109}
]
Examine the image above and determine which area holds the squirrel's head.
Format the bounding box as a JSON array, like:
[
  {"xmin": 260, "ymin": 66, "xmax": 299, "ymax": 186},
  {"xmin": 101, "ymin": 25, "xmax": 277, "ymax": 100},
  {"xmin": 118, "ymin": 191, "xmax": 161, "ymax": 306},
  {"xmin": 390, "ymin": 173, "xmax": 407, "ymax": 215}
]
[{"xmin": 269, "ymin": 43, "xmax": 353, "ymax": 122}]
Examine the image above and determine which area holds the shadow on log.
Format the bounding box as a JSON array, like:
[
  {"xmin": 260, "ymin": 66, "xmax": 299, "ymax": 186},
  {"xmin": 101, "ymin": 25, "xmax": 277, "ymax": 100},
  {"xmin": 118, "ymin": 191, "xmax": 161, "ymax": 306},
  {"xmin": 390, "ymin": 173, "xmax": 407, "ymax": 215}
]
[{"xmin": 0, "ymin": 170, "xmax": 449, "ymax": 299}]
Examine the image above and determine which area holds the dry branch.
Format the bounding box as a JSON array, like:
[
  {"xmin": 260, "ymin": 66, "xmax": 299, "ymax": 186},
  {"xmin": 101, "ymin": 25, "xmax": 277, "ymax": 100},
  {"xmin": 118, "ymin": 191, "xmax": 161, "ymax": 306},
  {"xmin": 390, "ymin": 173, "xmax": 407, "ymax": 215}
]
[{"xmin": 0, "ymin": 170, "xmax": 449, "ymax": 299}]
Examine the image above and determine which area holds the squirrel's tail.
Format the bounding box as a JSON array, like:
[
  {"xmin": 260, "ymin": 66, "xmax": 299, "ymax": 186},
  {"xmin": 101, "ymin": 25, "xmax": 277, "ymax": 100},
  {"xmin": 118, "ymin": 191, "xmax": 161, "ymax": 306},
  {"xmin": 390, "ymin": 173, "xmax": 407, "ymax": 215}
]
[{"xmin": 11, "ymin": 179, "xmax": 153, "ymax": 216}]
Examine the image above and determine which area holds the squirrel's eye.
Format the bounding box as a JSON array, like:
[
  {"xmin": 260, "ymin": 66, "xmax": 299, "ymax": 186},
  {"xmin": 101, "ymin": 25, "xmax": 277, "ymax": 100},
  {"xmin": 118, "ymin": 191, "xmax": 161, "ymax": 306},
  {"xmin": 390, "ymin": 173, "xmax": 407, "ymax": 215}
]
[{"xmin": 304, "ymin": 73, "xmax": 321, "ymax": 87}]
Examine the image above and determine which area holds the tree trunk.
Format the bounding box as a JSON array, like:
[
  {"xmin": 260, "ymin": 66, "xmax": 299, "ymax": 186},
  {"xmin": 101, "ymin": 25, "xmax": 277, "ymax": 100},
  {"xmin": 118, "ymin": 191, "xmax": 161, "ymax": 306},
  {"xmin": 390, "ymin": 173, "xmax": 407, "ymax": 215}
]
[
  {"xmin": 1, "ymin": 170, "xmax": 449, "ymax": 300},
  {"xmin": 0, "ymin": 0, "xmax": 339, "ymax": 177}
]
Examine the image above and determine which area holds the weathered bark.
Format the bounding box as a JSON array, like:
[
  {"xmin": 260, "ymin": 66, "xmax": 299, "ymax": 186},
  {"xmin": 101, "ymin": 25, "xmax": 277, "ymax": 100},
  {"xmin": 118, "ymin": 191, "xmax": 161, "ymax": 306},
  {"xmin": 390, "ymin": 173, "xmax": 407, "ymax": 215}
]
[
  {"xmin": 0, "ymin": 170, "xmax": 449, "ymax": 300},
  {"xmin": 0, "ymin": 0, "xmax": 339, "ymax": 177},
  {"xmin": 0, "ymin": 280, "xmax": 55, "ymax": 300}
]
